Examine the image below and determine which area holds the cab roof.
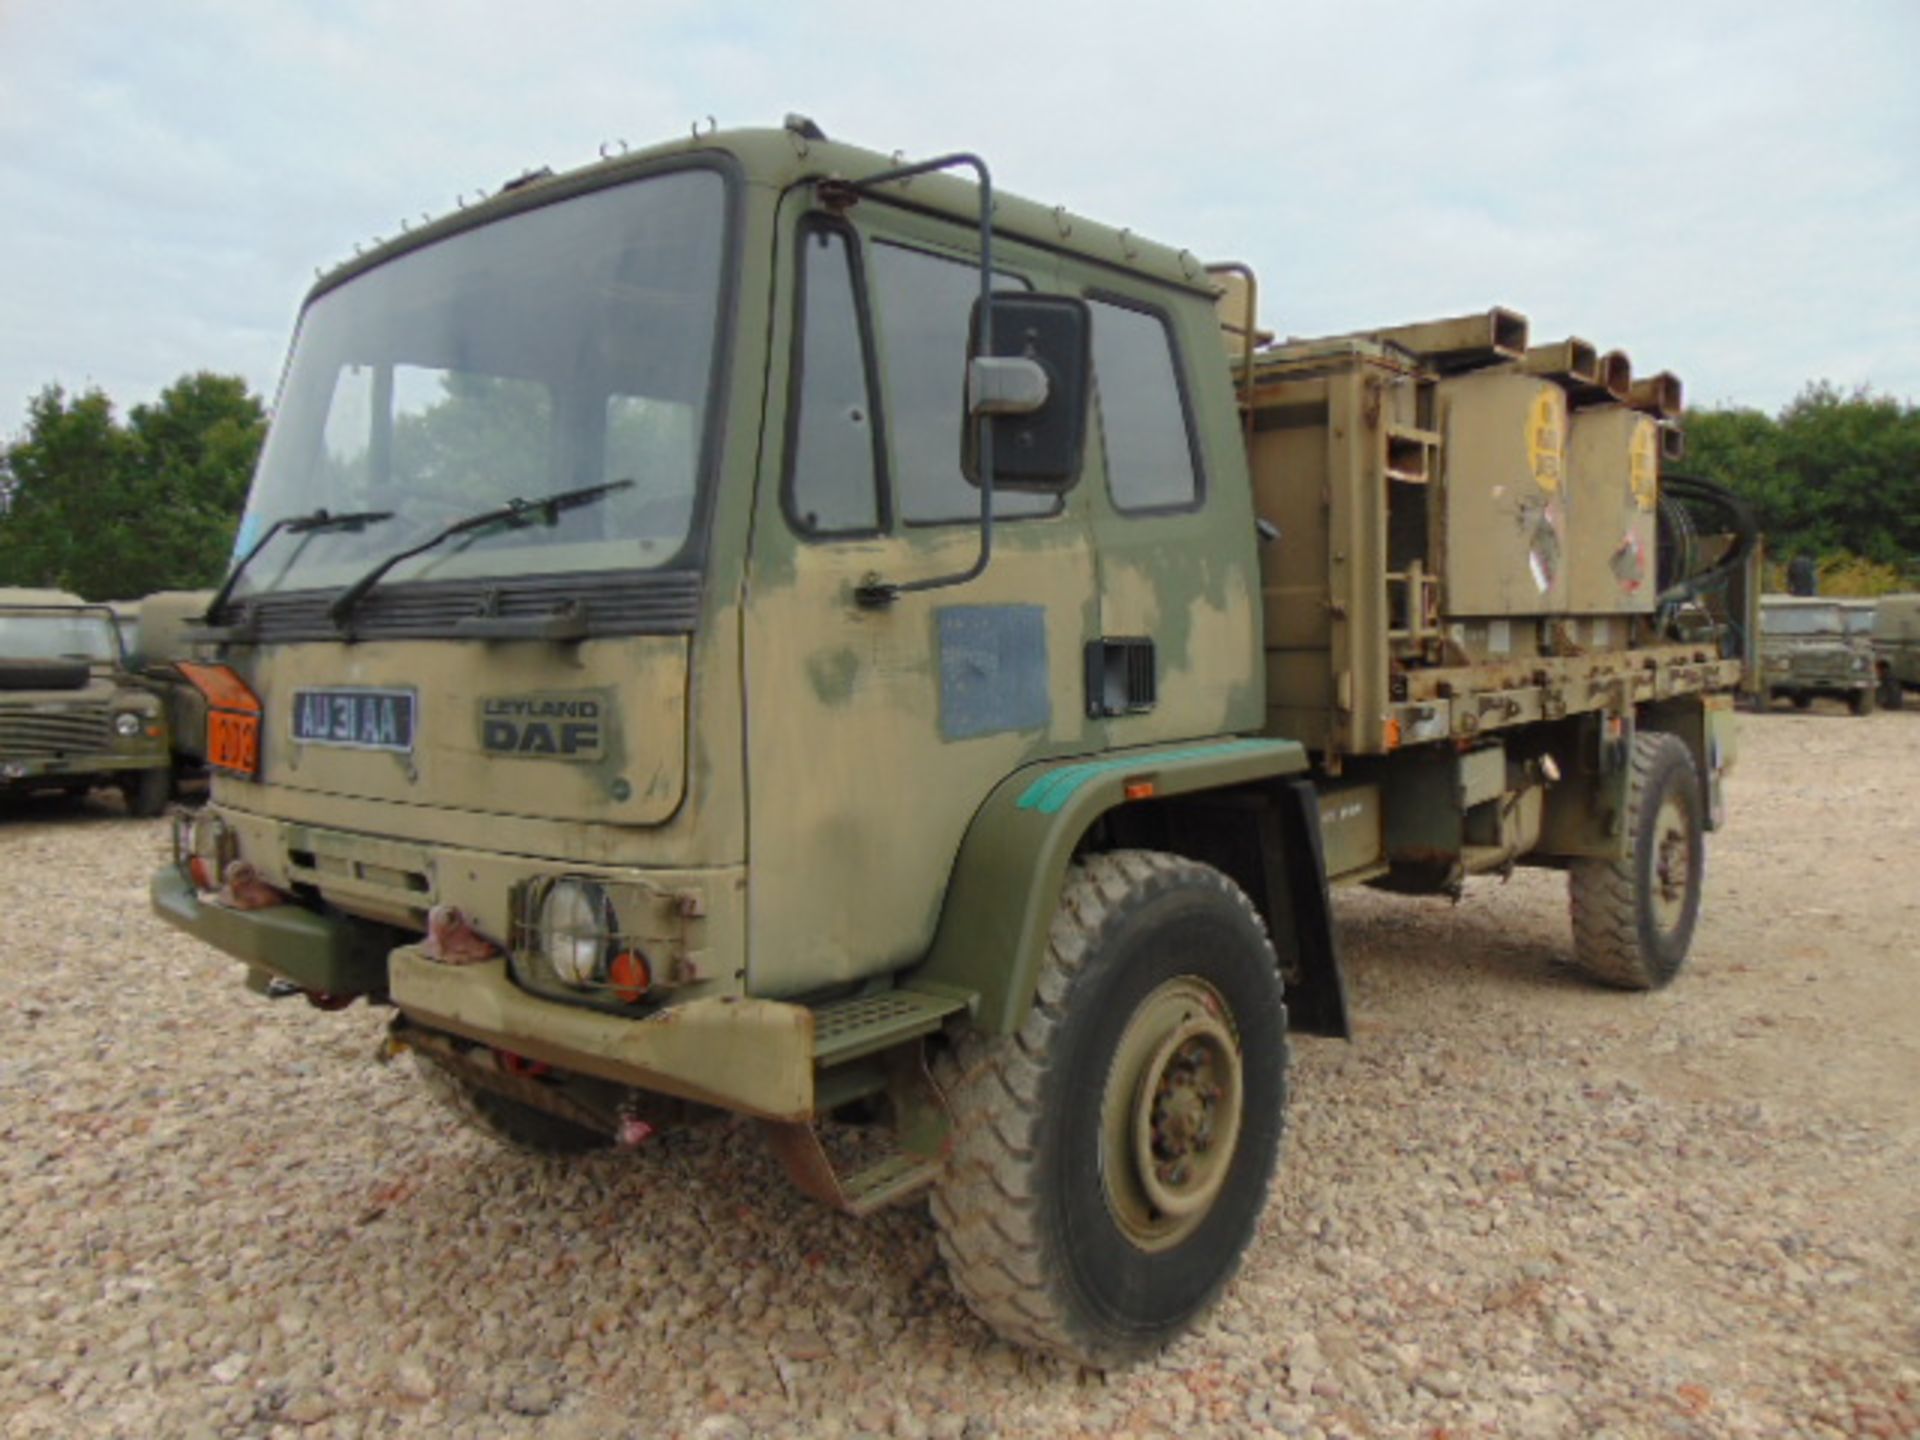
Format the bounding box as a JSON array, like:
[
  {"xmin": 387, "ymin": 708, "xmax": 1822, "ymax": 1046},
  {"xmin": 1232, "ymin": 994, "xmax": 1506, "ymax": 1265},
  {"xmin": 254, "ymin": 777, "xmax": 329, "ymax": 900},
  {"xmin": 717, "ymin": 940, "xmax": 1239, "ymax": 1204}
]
[{"xmin": 313, "ymin": 123, "xmax": 1216, "ymax": 304}]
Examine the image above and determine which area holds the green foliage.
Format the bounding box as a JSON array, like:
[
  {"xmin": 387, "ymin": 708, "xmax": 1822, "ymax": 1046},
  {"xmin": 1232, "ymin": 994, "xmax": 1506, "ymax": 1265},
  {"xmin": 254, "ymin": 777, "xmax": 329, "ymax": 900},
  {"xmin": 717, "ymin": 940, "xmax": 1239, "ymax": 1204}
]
[
  {"xmin": 1682, "ymin": 383, "xmax": 1920, "ymax": 580},
  {"xmin": 0, "ymin": 374, "xmax": 266, "ymax": 600},
  {"xmin": 1760, "ymin": 553, "xmax": 1909, "ymax": 598}
]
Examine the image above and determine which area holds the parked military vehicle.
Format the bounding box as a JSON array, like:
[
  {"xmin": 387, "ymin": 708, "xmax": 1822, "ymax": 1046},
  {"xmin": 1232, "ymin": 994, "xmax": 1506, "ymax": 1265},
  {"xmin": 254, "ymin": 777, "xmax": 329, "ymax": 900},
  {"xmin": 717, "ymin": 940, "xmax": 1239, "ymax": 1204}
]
[
  {"xmin": 118, "ymin": 591, "xmax": 217, "ymax": 783},
  {"xmin": 1, "ymin": 588, "xmax": 173, "ymax": 814},
  {"xmin": 1759, "ymin": 595, "xmax": 1876, "ymax": 714},
  {"xmin": 1873, "ymin": 593, "xmax": 1920, "ymax": 710},
  {"xmin": 154, "ymin": 121, "xmax": 1748, "ymax": 1366}
]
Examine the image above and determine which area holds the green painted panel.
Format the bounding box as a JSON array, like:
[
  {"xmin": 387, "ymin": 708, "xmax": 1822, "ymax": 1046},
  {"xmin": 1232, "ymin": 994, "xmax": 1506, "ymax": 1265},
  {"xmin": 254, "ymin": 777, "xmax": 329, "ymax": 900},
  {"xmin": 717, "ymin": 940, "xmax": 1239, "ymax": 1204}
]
[{"xmin": 1015, "ymin": 738, "xmax": 1292, "ymax": 815}]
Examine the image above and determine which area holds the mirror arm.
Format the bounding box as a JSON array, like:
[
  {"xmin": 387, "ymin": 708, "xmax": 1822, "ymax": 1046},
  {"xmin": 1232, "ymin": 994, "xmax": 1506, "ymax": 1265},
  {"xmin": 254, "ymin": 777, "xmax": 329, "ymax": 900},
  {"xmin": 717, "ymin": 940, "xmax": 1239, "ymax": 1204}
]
[{"xmin": 836, "ymin": 153, "xmax": 998, "ymax": 610}]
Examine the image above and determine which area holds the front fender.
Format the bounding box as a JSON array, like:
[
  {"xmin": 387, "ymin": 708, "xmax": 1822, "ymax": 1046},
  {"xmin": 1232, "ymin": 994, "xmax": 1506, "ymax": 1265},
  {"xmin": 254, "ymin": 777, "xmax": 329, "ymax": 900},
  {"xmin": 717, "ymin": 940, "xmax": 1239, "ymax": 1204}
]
[{"xmin": 911, "ymin": 737, "xmax": 1308, "ymax": 1034}]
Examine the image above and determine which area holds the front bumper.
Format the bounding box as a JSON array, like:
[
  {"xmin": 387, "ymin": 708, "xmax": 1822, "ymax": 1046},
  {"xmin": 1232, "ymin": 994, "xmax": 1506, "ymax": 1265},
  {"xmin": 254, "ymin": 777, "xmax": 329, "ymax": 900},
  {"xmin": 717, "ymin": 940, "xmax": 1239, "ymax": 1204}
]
[
  {"xmin": 151, "ymin": 865, "xmax": 392, "ymax": 994},
  {"xmin": 150, "ymin": 863, "xmax": 817, "ymax": 1122},
  {"xmin": 3, "ymin": 753, "xmax": 163, "ymax": 785},
  {"xmin": 388, "ymin": 948, "xmax": 814, "ymax": 1121}
]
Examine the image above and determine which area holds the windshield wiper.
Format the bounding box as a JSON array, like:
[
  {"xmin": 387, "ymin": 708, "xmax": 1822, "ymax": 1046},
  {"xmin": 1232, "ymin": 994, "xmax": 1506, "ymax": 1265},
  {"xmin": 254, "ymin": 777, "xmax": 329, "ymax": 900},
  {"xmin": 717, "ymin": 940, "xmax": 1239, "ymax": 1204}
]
[
  {"xmin": 205, "ymin": 508, "xmax": 395, "ymax": 623},
  {"xmin": 326, "ymin": 480, "xmax": 634, "ymax": 631}
]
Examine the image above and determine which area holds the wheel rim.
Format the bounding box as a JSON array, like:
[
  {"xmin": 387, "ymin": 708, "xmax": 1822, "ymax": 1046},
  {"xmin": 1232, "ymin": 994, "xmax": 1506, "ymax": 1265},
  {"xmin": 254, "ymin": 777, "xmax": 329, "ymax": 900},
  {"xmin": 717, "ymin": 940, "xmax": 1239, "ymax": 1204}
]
[
  {"xmin": 1649, "ymin": 791, "xmax": 1694, "ymax": 935},
  {"xmin": 1100, "ymin": 976, "xmax": 1244, "ymax": 1252}
]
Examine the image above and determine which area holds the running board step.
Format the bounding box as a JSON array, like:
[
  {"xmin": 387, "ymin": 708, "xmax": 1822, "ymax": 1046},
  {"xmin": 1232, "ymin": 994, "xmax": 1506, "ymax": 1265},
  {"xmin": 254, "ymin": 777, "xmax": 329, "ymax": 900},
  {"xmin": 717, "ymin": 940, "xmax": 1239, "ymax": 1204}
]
[
  {"xmin": 763, "ymin": 1123, "xmax": 944, "ymax": 1216},
  {"xmin": 810, "ymin": 987, "xmax": 970, "ymax": 1068},
  {"xmin": 762, "ymin": 1044, "xmax": 956, "ymax": 1216}
]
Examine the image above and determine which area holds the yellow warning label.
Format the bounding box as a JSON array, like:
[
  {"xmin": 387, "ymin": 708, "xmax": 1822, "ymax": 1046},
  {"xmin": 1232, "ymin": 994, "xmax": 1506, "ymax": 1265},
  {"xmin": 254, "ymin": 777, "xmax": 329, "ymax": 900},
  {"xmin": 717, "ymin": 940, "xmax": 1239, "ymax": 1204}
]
[
  {"xmin": 1526, "ymin": 387, "xmax": 1564, "ymax": 492},
  {"xmin": 1629, "ymin": 418, "xmax": 1658, "ymax": 512}
]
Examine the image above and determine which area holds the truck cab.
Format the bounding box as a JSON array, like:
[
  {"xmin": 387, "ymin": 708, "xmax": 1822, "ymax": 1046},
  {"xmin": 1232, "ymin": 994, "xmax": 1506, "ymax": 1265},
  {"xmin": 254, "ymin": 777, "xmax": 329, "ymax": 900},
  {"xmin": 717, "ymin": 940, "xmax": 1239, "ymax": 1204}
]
[{"xmin": 1, "ymin": 588, "xmax": 173, "ymax": 814}]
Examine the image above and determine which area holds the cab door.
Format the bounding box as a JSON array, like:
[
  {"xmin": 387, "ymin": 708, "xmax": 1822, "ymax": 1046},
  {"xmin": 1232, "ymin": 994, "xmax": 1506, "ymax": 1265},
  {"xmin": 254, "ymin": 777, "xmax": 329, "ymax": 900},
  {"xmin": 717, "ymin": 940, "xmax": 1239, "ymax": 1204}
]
[
  {"xmin": 1075, "ymin": 277, "xmax": 1264, "ymax": 745},
  {"xmin": 742, "ymin": 191, "xmax": 1101, "ymax": 998}
]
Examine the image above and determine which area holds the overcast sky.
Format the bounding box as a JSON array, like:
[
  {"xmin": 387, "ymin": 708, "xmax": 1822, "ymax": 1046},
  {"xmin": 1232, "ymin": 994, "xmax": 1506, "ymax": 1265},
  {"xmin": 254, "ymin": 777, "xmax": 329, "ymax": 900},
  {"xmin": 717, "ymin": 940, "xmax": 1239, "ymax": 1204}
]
[{"xmin": 2, "ymin": 0, "xmax": 1916, "ymax": 441}]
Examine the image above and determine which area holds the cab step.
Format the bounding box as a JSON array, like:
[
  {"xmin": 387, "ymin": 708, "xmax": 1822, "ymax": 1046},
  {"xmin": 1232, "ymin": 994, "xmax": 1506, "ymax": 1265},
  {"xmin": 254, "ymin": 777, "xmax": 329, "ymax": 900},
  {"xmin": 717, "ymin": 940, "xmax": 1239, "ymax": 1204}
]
[{"xmin": 810, "ymin": 986, "xmax": 970, "ymax": 1067}]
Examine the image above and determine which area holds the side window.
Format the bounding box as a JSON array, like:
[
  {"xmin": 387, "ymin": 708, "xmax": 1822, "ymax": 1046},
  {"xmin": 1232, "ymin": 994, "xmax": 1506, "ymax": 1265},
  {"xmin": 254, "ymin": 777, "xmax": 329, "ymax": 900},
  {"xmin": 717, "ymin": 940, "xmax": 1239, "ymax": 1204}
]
[
  {"xmin": 869, "ymin": 242, "xmax": 1050, "ymax": 524},
  {"xmin": 786, "ymin": 226, "xmax": 883, "ymax": 536},
  {"xmin": 1090, "ymin": 298, "xmax": 1201, "ymax": 513}
]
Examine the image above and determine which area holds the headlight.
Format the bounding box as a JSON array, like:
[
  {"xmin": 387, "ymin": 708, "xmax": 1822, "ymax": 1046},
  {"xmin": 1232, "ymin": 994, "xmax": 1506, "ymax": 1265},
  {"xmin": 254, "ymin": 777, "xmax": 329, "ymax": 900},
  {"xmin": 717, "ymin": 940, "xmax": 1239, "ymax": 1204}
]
[
  {"xmin": 114, "ymin": 712, "xmax": 143, "ymax": 737},
  {"xmin": 538, "ymin": 879, "xmax": 615, "ymax": 988}
]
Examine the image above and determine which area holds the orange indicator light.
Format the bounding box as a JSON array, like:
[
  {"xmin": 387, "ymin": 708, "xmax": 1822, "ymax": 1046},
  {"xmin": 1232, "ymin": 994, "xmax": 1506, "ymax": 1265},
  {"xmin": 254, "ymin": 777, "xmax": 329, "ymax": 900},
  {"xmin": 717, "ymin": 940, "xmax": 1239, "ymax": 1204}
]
[
  {"xmin": 610, "ymin": 950, "xmax": 652, "ymax": 1004},
  {"xmin": 1123, "ymin": 779, "xmax": 1157, "ymax": 801}
]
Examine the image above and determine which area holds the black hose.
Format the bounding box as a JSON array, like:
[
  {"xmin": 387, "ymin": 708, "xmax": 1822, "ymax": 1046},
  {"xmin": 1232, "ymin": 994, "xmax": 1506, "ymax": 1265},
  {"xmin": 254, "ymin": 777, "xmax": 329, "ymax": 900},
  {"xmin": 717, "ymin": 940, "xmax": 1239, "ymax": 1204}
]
[{"xmin": 1655, "ymin": 472, "xmax": 1760, "ymax": 608}]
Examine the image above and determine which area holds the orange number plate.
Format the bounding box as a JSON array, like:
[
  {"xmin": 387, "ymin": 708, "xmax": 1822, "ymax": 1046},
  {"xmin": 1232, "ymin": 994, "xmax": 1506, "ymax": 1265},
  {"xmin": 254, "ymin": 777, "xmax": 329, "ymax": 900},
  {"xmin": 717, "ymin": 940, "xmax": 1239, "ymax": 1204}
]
[{"xmin": 207, "ymin": 710, "xmax": 261, "ymax": 777}]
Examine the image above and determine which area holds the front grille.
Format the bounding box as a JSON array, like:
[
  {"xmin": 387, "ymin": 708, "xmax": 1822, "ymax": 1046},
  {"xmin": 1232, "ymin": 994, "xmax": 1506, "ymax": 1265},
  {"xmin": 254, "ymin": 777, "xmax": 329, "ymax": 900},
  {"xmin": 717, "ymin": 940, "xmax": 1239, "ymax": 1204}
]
[
  {"xmin": 221, "ymin": 570, "xmax": 703, "ymax": 643},
  {"xmin": 0, "ymin": 705, "xmax": 111, "ymax": 757}
]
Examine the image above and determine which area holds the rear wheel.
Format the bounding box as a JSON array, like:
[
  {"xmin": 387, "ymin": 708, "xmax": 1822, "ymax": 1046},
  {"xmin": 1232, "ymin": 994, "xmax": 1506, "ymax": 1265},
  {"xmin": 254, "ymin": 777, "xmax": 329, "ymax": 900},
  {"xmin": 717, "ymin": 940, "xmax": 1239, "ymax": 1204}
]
[
  {"xmin": 930, "ymin": 851, "xmax": 1287, "ymax": 1368},
  {"xmin": 1880, "ymin": 673, "xmax": 1905, "ymax": 710},
  {"xmin": 1790, "ymin": 692, "xmax": 1813, "ymax": 710},
  {"xmin": 1568, "ymin": 732, "xmax": 1705, "ymax": 990},
  {"xmin": 413, "ymin": 1051, "xmax": 610, "ymax": 1155}
]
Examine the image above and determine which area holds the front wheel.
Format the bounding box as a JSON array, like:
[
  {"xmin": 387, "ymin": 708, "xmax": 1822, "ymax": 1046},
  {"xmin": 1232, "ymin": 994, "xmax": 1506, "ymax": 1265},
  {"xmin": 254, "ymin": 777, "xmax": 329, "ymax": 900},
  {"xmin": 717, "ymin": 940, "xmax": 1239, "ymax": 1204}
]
[
  {"xmin": 930, "ymin": 851, "xmax": 1288, "ymax": 1369},
  {"xmin": 1568, "ymin": 731, "xmax": 1705, "ymax": 990},
  {"xmin": 1850, "ymin": 686, "xmax": 1875, "ymax": 717},
  {"xmin": 1879, "ymin": 673, "xmax": 1905, "ymax": 711},
  {"xmin": 122, "ymin": 766, "xmax": 171, "ymax": 818}
]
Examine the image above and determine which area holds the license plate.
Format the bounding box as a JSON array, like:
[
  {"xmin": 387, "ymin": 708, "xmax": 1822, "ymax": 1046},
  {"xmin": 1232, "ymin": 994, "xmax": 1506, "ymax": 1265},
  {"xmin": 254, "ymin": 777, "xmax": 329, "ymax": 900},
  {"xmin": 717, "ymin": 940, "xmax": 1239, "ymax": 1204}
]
[
  {"xmin": 291, "ymin": 688, "xmax": 416, "ymax": 752},
  {"xmin": 207, "ymin": 710, "xmax": 261, "ymax": 777}
]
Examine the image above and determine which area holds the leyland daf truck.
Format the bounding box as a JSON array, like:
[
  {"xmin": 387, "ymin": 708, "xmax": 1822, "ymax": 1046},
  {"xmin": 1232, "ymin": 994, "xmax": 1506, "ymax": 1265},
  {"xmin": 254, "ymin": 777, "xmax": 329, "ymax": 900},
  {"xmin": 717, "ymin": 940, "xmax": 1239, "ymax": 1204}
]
[{"xmin": 154, "ymin": 118, "xmax": 1749, "ymax": 1367}]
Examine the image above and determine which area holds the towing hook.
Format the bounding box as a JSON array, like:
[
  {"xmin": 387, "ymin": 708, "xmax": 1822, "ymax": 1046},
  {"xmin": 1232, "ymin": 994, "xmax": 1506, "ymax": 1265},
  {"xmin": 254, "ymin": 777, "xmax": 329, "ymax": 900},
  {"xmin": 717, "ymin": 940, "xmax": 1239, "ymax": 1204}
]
[{"xmin": 262, "ymin": 978, "xmax": 356, "ymax": 1011}]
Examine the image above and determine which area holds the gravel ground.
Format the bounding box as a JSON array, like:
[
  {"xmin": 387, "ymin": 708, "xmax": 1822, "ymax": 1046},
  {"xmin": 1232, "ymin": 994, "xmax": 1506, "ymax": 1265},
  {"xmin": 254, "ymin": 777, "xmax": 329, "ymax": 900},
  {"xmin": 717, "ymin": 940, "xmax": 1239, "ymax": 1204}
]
[{"xmin": 3, "ymin": 709, "xmax": 1917, "ymax": 1440}]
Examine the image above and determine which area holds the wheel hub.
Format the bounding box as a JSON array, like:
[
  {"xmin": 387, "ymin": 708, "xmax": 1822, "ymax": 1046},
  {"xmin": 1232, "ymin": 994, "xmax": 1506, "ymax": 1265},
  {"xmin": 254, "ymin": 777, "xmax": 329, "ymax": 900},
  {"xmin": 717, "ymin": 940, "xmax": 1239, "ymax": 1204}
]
[
  {"xmin": 1649, "ymin": 792, "xmax": 1693, "ymax": 934},
  {"xmin": 1102, "ymin": 977, "xmax": 1244, "ymax": 1250}
]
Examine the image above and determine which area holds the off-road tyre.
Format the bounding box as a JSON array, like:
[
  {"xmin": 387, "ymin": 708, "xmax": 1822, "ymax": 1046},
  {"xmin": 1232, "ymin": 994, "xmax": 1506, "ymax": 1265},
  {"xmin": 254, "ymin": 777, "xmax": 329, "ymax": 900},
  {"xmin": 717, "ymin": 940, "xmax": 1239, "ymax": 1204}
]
[
  {"xmin": 0, "ymin": 658, "xmax": 90, "ymax": 691},
  {"xmin": 1790, "ymin": 692, "xmax": 1813, "ymax": 710},
  {"xmin": 930, "ymin": 850, "xmax": 1288, "ymax": 1369},
  {"xmin": 1568, "ymin": 731, "xmax": 1705, "ymax": 990},
  {"xmin": 412, "ymin": 1051, "xmax": 610, "ymax": 1155},
  {"xmin": 121, "ymin": 765, "xmax": 171, "ymax": 818},
  {"xmin": 1880, "ymin": 673, "xmax": 1905, "ymax": 711},
  {"xmin": 1849, "ymin": 686, "xmax": 1875, "ymax": 717}
]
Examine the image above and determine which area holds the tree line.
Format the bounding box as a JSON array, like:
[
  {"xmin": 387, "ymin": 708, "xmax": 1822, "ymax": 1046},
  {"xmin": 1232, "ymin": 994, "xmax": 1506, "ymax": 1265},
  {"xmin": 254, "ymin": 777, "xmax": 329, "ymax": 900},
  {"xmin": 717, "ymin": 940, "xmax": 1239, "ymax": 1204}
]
[
  {"xmin": 0, "ymin": 375, "xmax": 266, "ymax": 601},
  {"xmin": 1679, "ymin": 382, "xmax": 1920, "ymax": 594}
]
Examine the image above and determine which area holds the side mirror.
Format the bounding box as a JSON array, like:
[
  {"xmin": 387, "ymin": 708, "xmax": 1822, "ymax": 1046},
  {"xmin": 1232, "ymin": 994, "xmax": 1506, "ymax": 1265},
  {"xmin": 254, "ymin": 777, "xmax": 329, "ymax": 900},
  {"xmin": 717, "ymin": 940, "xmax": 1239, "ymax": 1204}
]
[{"xmin": 962, "ymin": 293, "xmax": 1091, "ymax": 492}]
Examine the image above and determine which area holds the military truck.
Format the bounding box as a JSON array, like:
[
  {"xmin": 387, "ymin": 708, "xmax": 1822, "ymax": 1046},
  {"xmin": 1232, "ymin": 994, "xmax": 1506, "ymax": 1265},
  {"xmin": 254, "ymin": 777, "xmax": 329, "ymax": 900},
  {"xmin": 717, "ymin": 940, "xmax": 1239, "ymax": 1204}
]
[
  {"xmin": 1758, "ymin": 595, "xmax": 1876, "ymax": 714},
  {"xmin": 153, "ymin": 121, "xmax": 1746, "ymax": 1367},
  {"xmin": 1, "ymin": 588, "xmax": 174, "ymax": 814},
  {"xmin": 118, "ymin": 591, "xmax": 217, "ymax": 785},
  {"xmin": 1873, "ymin": 593, "xmax": 1920, "ymax": 710}
]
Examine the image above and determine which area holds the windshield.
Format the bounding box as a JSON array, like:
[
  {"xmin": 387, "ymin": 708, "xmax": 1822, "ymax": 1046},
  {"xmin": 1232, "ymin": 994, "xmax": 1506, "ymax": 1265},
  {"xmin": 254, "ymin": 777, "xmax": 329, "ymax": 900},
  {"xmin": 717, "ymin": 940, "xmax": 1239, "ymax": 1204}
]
[
  {"xmin": 233, "ymin": 166, "xmax": 729, "ymax": 600},
  {"xmin": 1841, "ymin": 607, "xmax": 1876, "ymax": 634},
  {"xmin": 0, "ymin": 609, "xmax": 120, "ymax": 663},
  {"xmin": 1762, "ymin": 605, "xmax": 1842, "ymax": 636}
]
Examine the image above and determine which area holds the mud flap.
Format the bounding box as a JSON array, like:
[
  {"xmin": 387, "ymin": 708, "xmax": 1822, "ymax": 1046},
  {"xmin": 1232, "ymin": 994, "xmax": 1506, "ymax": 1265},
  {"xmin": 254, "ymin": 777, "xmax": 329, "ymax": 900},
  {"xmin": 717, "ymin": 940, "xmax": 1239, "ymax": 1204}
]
[{"xmin": 1274, "ymin": 779, "xmax": 1350, "ymax": 1038}]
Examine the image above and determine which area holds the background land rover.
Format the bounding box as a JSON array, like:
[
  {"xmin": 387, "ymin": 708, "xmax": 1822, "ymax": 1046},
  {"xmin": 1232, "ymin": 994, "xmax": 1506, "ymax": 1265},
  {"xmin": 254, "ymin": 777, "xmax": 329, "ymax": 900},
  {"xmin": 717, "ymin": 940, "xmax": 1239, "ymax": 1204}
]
[
  {"xmin": 1, "ymin": 587, "xmax": 173, "ymax": 813},
  {"xmin": 113, "ymin": 590, "xmax": 215, "ymax": 788},
  {"xmin": 1873, "ymin": 592, "xmax": 1920, "ymax": 710},
  {"xmin": 153, "ymin": 120, "xmax": 1747, "ymax": 1366},
  {"xmin": 1758, "ymin": 595, "xmax": 1877, "ymax": 715}
]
